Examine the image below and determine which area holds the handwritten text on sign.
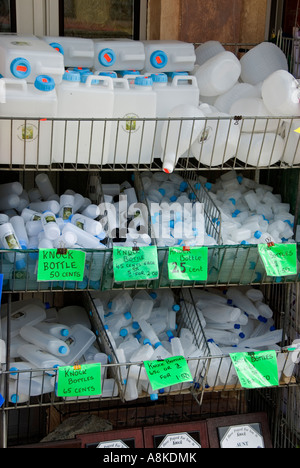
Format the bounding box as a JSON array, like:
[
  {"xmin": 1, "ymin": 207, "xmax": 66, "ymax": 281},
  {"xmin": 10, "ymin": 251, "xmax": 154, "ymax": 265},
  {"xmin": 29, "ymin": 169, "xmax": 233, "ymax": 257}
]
[
  {"xmin": 113, "ymin": 246, "xmax": 159, "ymax": 282},
  {"xmin": 144, "ymin": 356, "xmax": 193, "ymax": 391},
  {"xmin": 56, "ymin": 363, "xmax": 101, "ymax": 397},
  {"xmin": 258, "ymin": 243, "xmax": 297, "ymax": 277},
  {"xmin": 230, "ymin": 351, "xmax": 279, "ymax": 389},
  {"xmin": 37, "ymin": 249, "xmax": 86, "ymax": 282},
  {"xmin": 168, "ymin": 247, "xmax": 208, "ymax": 281}
]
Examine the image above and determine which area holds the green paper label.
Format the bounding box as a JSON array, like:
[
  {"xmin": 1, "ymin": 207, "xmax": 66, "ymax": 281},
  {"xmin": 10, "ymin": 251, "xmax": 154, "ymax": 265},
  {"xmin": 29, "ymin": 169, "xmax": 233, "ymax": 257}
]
[
  {"xmin": 230, "ymin": 351, "xmax": 279, "ymax": 389},
  {"xmin": 113, "ymin": 246, "xmax": 159, "ymax": 282},
  {"xmin": 258, "ymin": 243, "xmax": 297, "ymax": 277},
  {"xmin": 168, "ymin": 247, "xmax": 208, "ymax": 281},
  {"xmin": 144, "ymin": 355, "xmax": 193, "ymax": 391},
  {"xmin": 37, "ymin": 249, "xmax": 86, "ymax": 282},
  {"xmin": 56, "ymin": 363, "xmax": 101, "ymax": 397}
]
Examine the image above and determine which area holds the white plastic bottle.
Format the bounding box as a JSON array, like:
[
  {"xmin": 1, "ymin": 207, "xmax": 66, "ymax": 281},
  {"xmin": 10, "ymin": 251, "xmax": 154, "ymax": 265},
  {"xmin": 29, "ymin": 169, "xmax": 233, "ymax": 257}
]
[
  {"xmin": 204, "ymin": 328, "xmax": 240, "ymax": 346},
  {"xmin": 236, "ymin": 132, "xmax": 285, "ymax": 167},
  {"xmin": 41, "ymin": 211, "xmax": 61, "ymax": 241},
  {"xmin": 35, "ymin": 321, "xmax": 70, "ymax": 339},
  {"xmin": 130, "ymin": 298, "xmax": 154, "ymax": 322},
  {"xmin": 226, "ymin": 288, "xmax": 262, "ymax": 320},
  {"xmin": 142, "ymin": 40, "xmax": 196, "ymax": 73},
  {"xmin": 17, "ymin": 344, "xmax": 66, "ymax": 374},
  {"xmin": 0, "ymin": 222, "xmax": 26, "ymax": 268},
  {"xmin": 129, "ymin": 342, "xmax": 154, "ymax": 362},
  {"xmin": 29, "ymin": 200, "xmax": 60, "ymax": 215},
  {"xmin": 70, "ymin": 213, "xmax": 104, "ymax": 237},
  {"xmin": 10, "ymin": 216, "xmax": 29, "ymax": 249},
  {"xmin": 35, "ymin": 173, "xmax": 56, "ymax": 201},
  {"xmin": 59, "ymin": 194, "xmax": 74, "ymax": 220},
  {"xmin": 200, "ymin": 303, "xmax": 241, "ymax": 323},
  {"xmin": 262, "ymin": 69, "xmax": 300, "ymax": 116},
  {"xmin": 0, "ymin": 193, "xmax": 20, "ymax": 211},
  {"xmin": 109, "ymin": 291, "xmax": 133, "ymax": 314},
  {"xmin": 138, "ymin": 319, "xmax": 161, "ymax": 347},
  {"xmin": 62, "ymin": 223, "xmax": 104, "ymax": 249},
  {"xmin": 60, "ymin": 324, "xmax": 96, "ymax": 366},
  {"xmin": 160, "ymin": 104, "xmax": 205, "ymax": 174},
  {"xmin": 240, "ymin": 329, "xmax": 284, "ymax": 348},
  {"xmin": 20, "ymin": 325, "xmax": 70, "ymax": 357},
  {"xmin": 195, "ymin": 41, "xmax": 226, "ymax": 66}
]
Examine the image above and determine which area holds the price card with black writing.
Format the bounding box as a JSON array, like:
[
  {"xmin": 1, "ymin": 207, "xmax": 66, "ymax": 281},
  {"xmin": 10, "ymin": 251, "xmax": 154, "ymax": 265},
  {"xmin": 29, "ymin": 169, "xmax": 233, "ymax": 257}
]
[
  {"xmin": 258, "ymin": 243, "xmax": 297, "ymax": 277},
  {"xmin": 113, "ymin": 246, "xmax": 159, "ymax": 283},
  {"xmin": 230, "ymin": 351, "xmax": 279, "ymax": 389},
  {"xmin": 37, "ymin": 249, "xmax": 86, "ymax": 282},
  {"xmin": 168, "ymin": 246, "xmax": 208, "ymax": 281},
  {"xmin": 56, "ymin": 363, "xmax": 101, "ymax": 397},
  {"xmin": 144, "ymin": 356, "xmax": 193, "ymax": 391}
]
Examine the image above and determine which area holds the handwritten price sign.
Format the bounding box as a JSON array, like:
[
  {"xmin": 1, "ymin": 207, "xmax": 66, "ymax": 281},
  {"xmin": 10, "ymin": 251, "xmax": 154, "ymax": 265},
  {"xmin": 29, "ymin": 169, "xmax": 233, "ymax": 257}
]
[
  {"xmin": 144, "ymin": 355, "xmax": 193, "ymax": 391},
  {"xmin": 230, "ymin": 351, "xmax": 279, "ymax": 389},
  {"xmin": 113, "ymin": 246, "xmax": 159, "ymax": 283},
  {"xmin": 258, "ymin": 243, "xmax": 297, "ymax": 277},
  {"xmin": 168, "ymin": 247, "xmax": 208, "ymax": 281}
]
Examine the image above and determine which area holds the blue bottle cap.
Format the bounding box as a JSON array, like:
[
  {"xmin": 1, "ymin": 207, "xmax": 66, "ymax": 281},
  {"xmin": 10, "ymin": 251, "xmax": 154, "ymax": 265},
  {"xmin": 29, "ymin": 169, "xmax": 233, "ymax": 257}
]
[
  {"xmin": 151, "ymin": 72, "xmax": 168, "ymax": 83},
  {"xmin": 61, "ymin": 329, "xmax": 69, "ymax": 337},
  {"xmin": 132, "ymin": 321, "xmax": 140, "ymax": 330},
  {"xmin": 143, "ymin": 338, "xmax": 151, "ymax": 345},
  {"xmin": 254, "ymin": 231, "xmax": 262, "ymax": 239},
  {"xmin": 63, "ymin": 70, "xmax": 80, "ymax": 82},
  {"xmin": 49, "ymin": 42, "xmax": 64, "ymax": 55},
  {"xmin": 120, "ymin": 329, "xmax": 128, "ymax": 337},
  {"xmin": 98, "ymin": 48, "xmax": 116, "ymax": 67},
  {"xmin": 239, "ymin": 333, "xmax": 245, "ymax": 339},
  {"xmin": 34, "ymin": 75, "xmax": 55, "ymax": 92},
  {"xmin": 99, "ymin": 71, "xmax": 117, "ymax": 78},
  {"xmin": 237, "ymin": 175, "xmax": 243, "ymax": 184},
  {"xmin": 124, "ymin": 311, "xmax": 132, "ymax": 320},
  {"xmin": 229, "ymin": 198, "xmax": 236, "ymax": 205},
  {"xmin": 9, "ymin": 367, "xmax": 18, "ymax": 376},
  {"xmin": 135, "ymin": 75, "xmax": 153, "ymax": 86},
  {"xmin": 205, "ymin": 182, "xmax": 212, "ymax": 191},
  {"xmin": 119, "ymin": 69, "xmax": 140, "ymax": 76},
  {"xmin": 59, "ymin": 346, "xmax": 68, "ymax": 355},
  {"xmin": 149, "ymin": 292, "xmax": 157, "ymax": 300},
  {"xmin": 241, "ymin": 241, "xmax": 250, "ymax": 245},
  {"xmin": 10, "ymin": 57, "xmax": 31, "ymax": 79},
  {"xmin": 150, "ymin": 50, "xmax": 168, "ymax": 69},
  {"xmin": 180, "ymin": 181, "xmax": 188, "ymax": 192},
  {"xmin": 150, "ymin": 393, "xmax": 158, "ymax": 401},
  {"xmin": 11, "ymin": 394, "xmax": 19, "ymax": 404},
  {"xmin": 189, "ymin": 192, "xmax": 196, "ymax": 200},
  {"xmin": 258, "ymin": 315, "xmax": 267, "ymax": 323},
  {"xmin": 154, "ymin": 342, "xmax": 162, "ymax": 349},
  {"xmin": 234, "ymin": 324, "xmax": 241, "ymax": 329},
  {"xmin": 158, "ymin": 188, "xmax": 166, "ymax": 196},
  {"xmin": 173, "ymin": 304, "xmax": 180, "ymax": 312}
]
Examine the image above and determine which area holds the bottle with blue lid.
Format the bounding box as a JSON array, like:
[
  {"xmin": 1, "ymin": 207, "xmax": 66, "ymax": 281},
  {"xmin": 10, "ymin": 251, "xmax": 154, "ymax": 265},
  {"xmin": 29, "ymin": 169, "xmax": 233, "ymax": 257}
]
[
  {"xmin": 0, "ymin": 34, "xmax": 64, "ymax": 83},
  {"xmin": 93, "ymin": 38, "xmax": 145, "ymax": 71},
  {"xmin": 52, "ymin": 71, "xmax": 114, "ymax": 165},
  {"xmin": 41, "ymin": 35, "xmax": 95, "ymax": 68},
  {"xmin": 142, "ymin": 40, "xmax": 196, "ymax": 73}
]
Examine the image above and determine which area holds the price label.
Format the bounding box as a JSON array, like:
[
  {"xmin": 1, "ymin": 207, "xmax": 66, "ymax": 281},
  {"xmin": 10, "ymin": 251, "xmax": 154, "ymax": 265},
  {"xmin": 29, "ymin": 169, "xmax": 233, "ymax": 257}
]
[
  {"xmin": 258, "ymin": 243, "xmax": 297, "ymax": 277},
  {"xmin": 168, "ymin": 247, "xmax": 208, "ymax": 281},
  {"xmin": 230, "ymin": 351, "xmax": 279, "ymax": 389},
  {"xmin": 37, "ymin": 249, "xmax": 86, "ymax": 282},
  {"xmin": 113, "ymin": 246, "xmax": 159, "ymax": 282},
  {"xmin": 144, "ymin": 355, "xmax": 193, "ymax": 391},
  {"xmin": 56, "ymin": 363, "xmax": 101, "ymax": 397}
]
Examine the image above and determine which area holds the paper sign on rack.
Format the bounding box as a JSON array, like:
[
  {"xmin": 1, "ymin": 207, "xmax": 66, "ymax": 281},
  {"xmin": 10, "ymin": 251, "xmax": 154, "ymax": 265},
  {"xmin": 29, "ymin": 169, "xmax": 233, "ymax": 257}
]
[
  {"xmin": 113, "ymin": 246, "xmax": 159, "ymax": 282},
  {"xmin": 168, "ymin": 246, "xmax": 208, "ymax": 281},
  {"xmin": 144, "ymin": 355, "xmax": 193, "ymax": 391},
  {"xmin": 37, "ymin": 249, "xmax": 86, "ymax": 282},
  {"xmin": 230, "ymin": 350, "xmax": 279, "ymax": 389},
  {"xmin": 56, "ymin": 363, "xmax": 101, "ymax": 397}
]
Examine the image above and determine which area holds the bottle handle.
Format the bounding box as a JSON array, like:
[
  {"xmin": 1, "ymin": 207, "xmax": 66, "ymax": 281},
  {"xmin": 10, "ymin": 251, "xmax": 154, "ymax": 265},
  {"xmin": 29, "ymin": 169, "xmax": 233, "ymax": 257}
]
[
  {"xmin": 171, "ymin": 75, "xmax": 198, "ymax": 88},
  {"xmin": 113, "ymin": 77, "xmax": 130, "ymax": 90},
  {"xmin": 84, "ymin": 74, "xmax": 114, "ymax": 90}
]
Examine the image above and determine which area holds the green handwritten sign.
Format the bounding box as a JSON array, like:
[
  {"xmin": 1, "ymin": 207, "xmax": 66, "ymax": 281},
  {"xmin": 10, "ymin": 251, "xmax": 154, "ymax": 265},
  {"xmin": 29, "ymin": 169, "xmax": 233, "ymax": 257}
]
[
  {"xmin": 37, "ymin": 249, "xmax": 86, "ymax": 282},
  {"xmin": 168, "ymin": 247, "xmax": 208, "ymax": 281},
  {"xmin": 230, "ymin": 351, "xmax": 279, "ymax": 389},
  {"xmin": 56, "ymin": 363, "xmax": 101, "ymax": 397},
  {"xmin": 144, "ymin": 356, "xmax": 193, "ymax": 391},
  {"xmin": 113, "ymin": 246, "xmax": 159, "ymax": 283},
  {"xmin": 258, "ymin": 243, "xmax": 297, "ymax": 277}
]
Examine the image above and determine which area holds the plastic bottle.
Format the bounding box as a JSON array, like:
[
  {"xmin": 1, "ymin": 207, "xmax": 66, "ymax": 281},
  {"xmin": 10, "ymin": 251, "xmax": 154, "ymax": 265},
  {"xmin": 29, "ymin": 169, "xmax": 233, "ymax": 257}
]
[
  {"xmin": 110, "ymin": 291, "xmax": 133, "ymax": 314},
  {"xmin": 160, "ymin": 104, "xmax": 205, "ymax": 174},
  {"xmin": 0, "ymin": 222, "xmax": 26, "ymax": 268},
  {"xmin": 10, "ymin": 216, "xmax": 29, "ymax": 249},
  {"xmin": 29, "ymin": 200, "xmax": 60, "ymax": 215},
  {"xmin": 21, "ymin": 208, "xmax": 42, "ymax": 222},
  {"xmin": 61, "ymin": 324, "xmax": 96, "ymax": 366},
  {"xmin": 239, "ymin": 329, "xmax": 284, "ymax": 349},
  {"xmin": 20, "ymin": 325, "xmax": 70, "ymax": 357},
  {"xmin": 226, "ymin": 288, "xmax": 264, "ymax": 320},
  {"xmin": 35, "ymin": 321, "xmax": 70, "ymax": 339},
  {"xmin": 62, "ymin": 223, "xmax": 104, "ymax": 249},
  {"xmin": 70, "ymin": 213, "xmax": 104, "ymax": 237},
  {"xmin": 142, "ymin": 40, "xmax": 196, "ymax": 73},
  {"xmin": 206, "ymin": 339, "xmax": 232, "ymax": 386},
  {"xmin": 41, "ymin": 35, "xmax": 95, "ymax": 68},
  {"xmin": 59, "ymin": 194, "xmax": 74, "ymax": 221},
  {"xmin": 35, "ymin": 173, "xmax": 56, "ymax": 201},
  {"xmin": 240, "ymin": 42, "xmax": 288, "ymax": 85},
  {"xmin": 230, "ymin": 97, "xmax": 279, "ymax": 133},
  {"xmin": 124, "ymin": 377, "xmax": 139, "ymax": 401},
  {"xmin": 105, "ymin": 312, "xmax": 133, "ymax": 337},
  {"xmin": 16, "ymin": 344, "xmax": 66, "ymax": 376},
  {"xmin": 118, "ymin": 337, "xmax": 141, "ymax": 361},
  {"xmin": 214, "ymin": 82, "xmax": 262, "ymax": 114},
  {"xmin": 41, "ymin": 211, "xmax": 61, "ymax": 241},
  {"xmin": 170, "ymin": 336, "xmax": 185, "ymax": 357},
  {"xmin": 0, "ymin": 193, "xmax": 20, "ymax": 211},
  {"xmin": 0, "ymin": 181, "xmax": 23, "ymax": 196},
  {"xmin": 80, "ymin": 204, "xmax": 101, "ymax": 220},
  {"xmin": 236, "ymin": 132, "xmax": 285, "ymax": 167},
  {"xmin": 94, "ymin": 38, "xmax": 145, "ymax": 71},
  {"xmin": 194, "ymin": 51, "xmax": 241, "ymax": 97},
  {"xmin": 138, "ymin": 318, "xmax": 161, "ymax": 347},
  {"xmin": 262, "ymin": 69, "xmax": 300, "ymax": 116},
  {"xmin": 130, "ymin": 342, "xmax": 154, "ymax": 363},
  {"xmin": 195, "ymin": 41, "xmax": 225, "ymax": 66},
  {"xmin": 199, "ymin": 303, "xmax": 241, "ymax": 323},
  {"xmin": 130, "ymin": 298, "xmax": 154, "ymax": 322},
  {"xmin": 205, "ymin": 328, "xmax": 240, "ymax": 346},
  {"xmin": 57, "ymin": 305, "xmax": 92, "ymax": 330}
]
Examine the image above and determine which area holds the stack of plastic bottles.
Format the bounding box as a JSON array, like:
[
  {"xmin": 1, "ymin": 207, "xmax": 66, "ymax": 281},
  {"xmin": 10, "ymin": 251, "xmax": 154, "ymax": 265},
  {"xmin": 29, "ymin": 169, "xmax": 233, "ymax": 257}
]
[
  {"xmin": 205, "ymin": 171, "xmax": 295, "ymax": 246},
  {"xmin": 0, "ymin": 298, "xmax": 117, "ymax": 403},
  {"xmin": 91, "ymin": 288, "xmax": 207, "ymax": 401},
  {"xmin": 183, "ymin": 287, "xmax": 298, "ymax": 387}
]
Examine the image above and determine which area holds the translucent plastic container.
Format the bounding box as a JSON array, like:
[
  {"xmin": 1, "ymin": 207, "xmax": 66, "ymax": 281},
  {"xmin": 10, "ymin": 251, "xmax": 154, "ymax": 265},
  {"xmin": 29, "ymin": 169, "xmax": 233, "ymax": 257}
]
[
  {"xmin": 0, "ymin": 76, "xmax": 57, "ymax": 165},
  {"xmin": 108, "ymin": 76, "xmax": 157, "ymax": 165},
  {"xmin": 20, "ymin": 325, "xmax": 70, "ymax": 357},
  {"xmin": 142, "ymin": 40, "xmax": 196, "ymax": 73},
  {"xmin": 93, "ymin": 38, "xmax": 145, "ymax": 71},
  {"xmin": 0, "ymin": 34, "xmax": 64, "ymax": 83},
  {"xmin": 195, "ymin": 41, "xmax": 225, "ymax": 66},
  {"xmin": 1, "ymin": 301, "xmax": 46, "ymax": 339},
  {"xmin": 236, "ymin": 132, "xmax": 285, "ymax": 167},
  {"xmin": 17, "ymin": 343, "xmax": 66, "ymax": 373},
  {"xmin": 240, "ymin": 42, "xmax": 288, "ymax": 85},
  {"xmin": 214, "ymin": 82, "xmax": 262, "ymax": 114},
  {"xmin": 194, "ymin": 51, "xmax": 241, "ymax": 97},
  {"xmin": 61, "ymin": 324, "xmax": 96, "ymax": 366},
  {"xmin": 261, "ymin": 70, "xmax": 300, "ymax": 116},
  {"xmin": 230, "ymin": 97, "xmax": 281, "ymax": 133},
  {"xmin": 52, "ymin": 71, "xmax": 114, "ymax": 165},
  {"xmin": 151, "ymin": 73, "xmax": 200, "ymax": 158},
  {"xmin": 191, "ymin": 103, "xmax": 241, "ymax": 167},
  {"xmin": 281, "ymin": 118, "xmax": 300, "ymax": 166},
  {"xmin": 41, "ymin": 35, "xmax": 95, "ymax": 68}
]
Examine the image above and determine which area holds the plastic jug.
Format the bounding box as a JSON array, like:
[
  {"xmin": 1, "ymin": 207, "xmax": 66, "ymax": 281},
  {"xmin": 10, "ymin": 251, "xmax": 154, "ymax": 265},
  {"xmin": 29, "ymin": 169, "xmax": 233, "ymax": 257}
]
[
  {"xmin": 281, "ymin": 118, "xmax": 300, "ymax": 166},
  {"xmin": 214, "ymin": 82, "xmax": 262, "ymax": 114},
  {"xmin": 240, "ymin": 42, "xmax": 288, "ymax": 85},
  {"xmin": 142, "ymin": 40, "xmax": 196, "ymax": 73},
  {"xmin": 151, "ymin": 73, "xmax": 200, "ymax": 158},
  {"xmin": 261, "ymin": 70, "xmax": 300, "ymax": 117},
  {"xmin": 17, "ymin": 343, "xmax": 66, "ymax": 373},
  {"xmin": 61, "ymin": 324, "xmax": 96, "ymax": 366},
  {"xmin": 93, "ymin": 38, "xmax": 145, "ymax": 71},
  {"xmin": 35, "ymin": 321, "xmax": 70, "ymax": 339},
  {"xmin": 191, "ymin": 104, "xmax": 241, "ymax": 167},
  {"xmin": 160, "ymin": 104, "xmax": 206, "ymax": 173},
  {"xmin": 57, "ymin": 305, "xmax": 92, "ymax": 330},
  {"xmin": 20, "ymin": 325, "xmax": 70, "ymax": 357},
  {"xmin": 194, "ymin": 51, "xmax": 241, "ymax": 97},
  {"xmin": 0, "ymin": 34, "xmax": 64, "ymax": 83},
  {"xmin": 108, "ymin": 76, "xmax": 156, "ymax": 165},
  {"xmin": 195, "ymin": 41, "xmax": 226, "ymax": 66},
  {"xmin": 236, "ymin": 132, "xmax": 285, "ymax": 167},
  {"xmin": 0, "ymin": 76, "xmax": 57, "ymax": 165},
  {"xmin": 229, "ymin": 98, "xmax": 281, "ymax": 133},
  {"xmin": 41, "ymin": 35, "xmax": 95, "ymax": 68},
  {"xmin": 52, "ymin": 71, "xmax": 114, "ymax": 165}
]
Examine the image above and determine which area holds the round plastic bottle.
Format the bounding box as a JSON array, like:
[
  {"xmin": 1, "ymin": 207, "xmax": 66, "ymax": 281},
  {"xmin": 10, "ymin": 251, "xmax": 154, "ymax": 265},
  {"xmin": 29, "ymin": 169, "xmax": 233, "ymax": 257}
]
[
  {"xmin": 41, "ymin": 210, "xmax": 61, "ymax": 241},
  {"xmin": 35, "ymin": 321, "xmax": 70, "ymax": 339},
  {"xmin": 10, "ymin": 216, "xmax": 29, "ymax": 249},
  {"xmin": 35, "ymin": 173, "xmax": 56, "ymax": 200},
  {"xmin": 262, "ymin": 69, "xmax": 300, "ymax": 116},
  {"xmin": 59, "ymin": 194, "xmax": 74, "ymax": 220},
  {"xmin": 29, "ymin": 200, "xmax": 60, "ymax": 215},
  {"xmin": 20, "ymin": 325, "xmax": 70, "ymax": 357},
  {"xmin": 0, "ymin": 222, "xmax": 26, "ymax": 268}
]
